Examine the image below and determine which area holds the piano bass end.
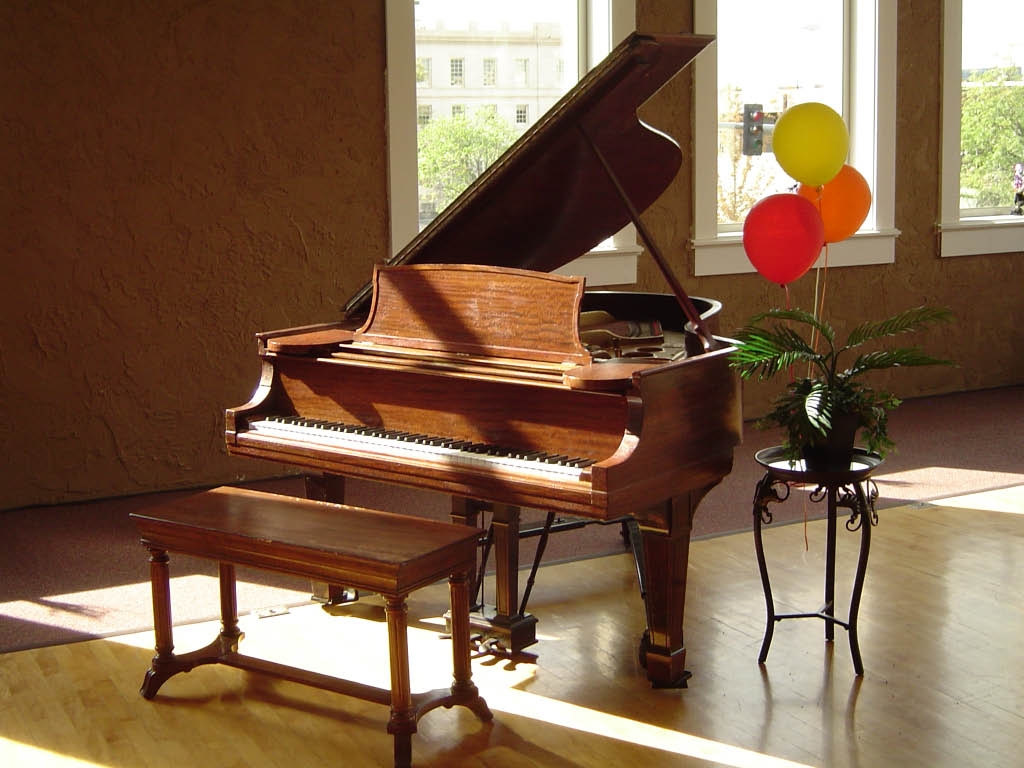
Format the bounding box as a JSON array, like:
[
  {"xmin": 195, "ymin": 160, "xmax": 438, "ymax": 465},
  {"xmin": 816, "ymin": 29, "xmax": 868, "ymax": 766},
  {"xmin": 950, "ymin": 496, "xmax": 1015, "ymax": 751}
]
[
  {"xmin": 562, "ymin": 359, "xmax": 664, "ymax": 391},
  {"xmin": 262, "ymin": 326, "xmax": 356, "ymax": 356}
]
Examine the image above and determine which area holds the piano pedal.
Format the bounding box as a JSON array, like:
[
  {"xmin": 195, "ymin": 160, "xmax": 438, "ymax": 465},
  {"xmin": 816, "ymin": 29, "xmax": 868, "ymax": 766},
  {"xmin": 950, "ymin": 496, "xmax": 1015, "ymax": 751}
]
[
  {"xmin": 310, "ymin": 581, "xmax": 360, "ymax": 605},
  {"xmin": 255, "ymin": 605, "xmax": 290, "ymax": 619}
]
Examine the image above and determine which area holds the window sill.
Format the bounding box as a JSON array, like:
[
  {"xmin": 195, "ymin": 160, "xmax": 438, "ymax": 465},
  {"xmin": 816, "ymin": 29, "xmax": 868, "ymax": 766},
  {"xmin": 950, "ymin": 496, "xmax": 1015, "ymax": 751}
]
[
  {"xmin": 692, "ymin": 228, "xmax": 899, "ymax": 276},
  {"xmin": 554, "ymin": 246, "xmax": 640, "ymax": 286},
  {"xmin": 938, "ymin": 216, "xmax": 1024, "ymax": 258}
]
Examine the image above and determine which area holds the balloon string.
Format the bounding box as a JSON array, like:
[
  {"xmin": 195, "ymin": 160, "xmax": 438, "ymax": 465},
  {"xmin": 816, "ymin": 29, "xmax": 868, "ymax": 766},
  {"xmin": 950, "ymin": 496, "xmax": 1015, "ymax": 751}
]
[
  {"xmin": 817, "ymin": 244, "xmax": 831, "ymax": 330},
  {"xmin": 784, "ymin": 283, "xmax": 794, "ymax": 381},
  {"xmin": 809, "ymin": 185, "xmax": 825, "ymax": 355}
]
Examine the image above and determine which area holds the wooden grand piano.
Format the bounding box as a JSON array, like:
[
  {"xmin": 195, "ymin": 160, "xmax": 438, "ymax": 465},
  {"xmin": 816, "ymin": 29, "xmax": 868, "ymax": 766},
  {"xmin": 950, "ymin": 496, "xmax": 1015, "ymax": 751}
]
[{"xmin": 225, "ymin": 32, "xmax": 741, "ymax": 688}]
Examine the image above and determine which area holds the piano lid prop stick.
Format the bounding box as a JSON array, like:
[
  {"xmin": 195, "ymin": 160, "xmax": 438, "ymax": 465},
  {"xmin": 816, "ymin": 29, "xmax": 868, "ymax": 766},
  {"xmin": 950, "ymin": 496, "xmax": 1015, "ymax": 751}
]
[{"xmin": 579, "ymin": 124, "xmax": 718, "ymax": 353}]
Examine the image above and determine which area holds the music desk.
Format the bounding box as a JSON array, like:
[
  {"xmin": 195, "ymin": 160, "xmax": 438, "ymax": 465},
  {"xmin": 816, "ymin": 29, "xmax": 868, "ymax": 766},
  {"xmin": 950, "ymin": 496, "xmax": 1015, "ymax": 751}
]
[{"xmin": 751, "ymin": 446, "xmax": 882, "ymax": 675}]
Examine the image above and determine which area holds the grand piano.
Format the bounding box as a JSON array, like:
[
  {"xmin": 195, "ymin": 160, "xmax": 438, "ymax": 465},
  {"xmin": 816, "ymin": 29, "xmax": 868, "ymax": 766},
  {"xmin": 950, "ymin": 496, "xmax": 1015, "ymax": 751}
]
[{"xmin": 225, "ymin": 32, "xmax": 742, "ymax": 688}]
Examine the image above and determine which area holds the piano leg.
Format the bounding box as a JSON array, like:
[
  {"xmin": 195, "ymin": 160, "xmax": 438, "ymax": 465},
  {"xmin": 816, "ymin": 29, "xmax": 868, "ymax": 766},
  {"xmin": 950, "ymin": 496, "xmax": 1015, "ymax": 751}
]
[
  {"xmin": 636, "ymin": 487, "xmax": 712, "ymax": 688},
  {"xmin": 305, "ymin": 474, "xmax": 359, "ymax": 605},
  {"xmin": 451, "ymin": 498, "xmax": 537, "ymax": 653}
]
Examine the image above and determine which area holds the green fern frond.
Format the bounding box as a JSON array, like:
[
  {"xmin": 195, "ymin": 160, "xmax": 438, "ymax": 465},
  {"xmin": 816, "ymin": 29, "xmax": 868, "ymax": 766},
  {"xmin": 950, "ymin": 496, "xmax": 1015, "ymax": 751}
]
[
  {"xmin": 753, "ymin": 307, "xmax": 836, "ymax": 346},
  {"xmin": 846, "ymin": 348, "xmax": 955, "ymax": 377},
  {"xmin": 844, "ymin": 306, "xmax": 954, "ymax": 348},
  {"xmin": 803, "ymin": 380, "xmax": 832, "ymax": 432}
]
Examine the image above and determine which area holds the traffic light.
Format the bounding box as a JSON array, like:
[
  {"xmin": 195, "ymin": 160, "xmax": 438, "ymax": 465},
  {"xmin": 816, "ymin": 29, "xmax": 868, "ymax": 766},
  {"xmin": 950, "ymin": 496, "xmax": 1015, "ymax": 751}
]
[{"xmin": 742, "ymin": 103, "xmax": 764, "ymax": 156}]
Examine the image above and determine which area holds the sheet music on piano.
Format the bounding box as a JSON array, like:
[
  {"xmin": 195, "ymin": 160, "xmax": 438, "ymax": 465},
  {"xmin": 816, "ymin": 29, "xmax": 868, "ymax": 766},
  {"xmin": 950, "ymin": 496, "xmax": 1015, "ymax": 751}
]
[{"xmin": 225, "ymin": 32, "xmax": 741, "ymax": 688}]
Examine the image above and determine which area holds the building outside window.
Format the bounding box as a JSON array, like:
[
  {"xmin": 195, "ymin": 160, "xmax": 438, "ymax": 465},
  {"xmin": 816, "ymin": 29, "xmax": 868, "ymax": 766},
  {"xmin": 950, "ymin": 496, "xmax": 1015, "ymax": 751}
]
[
  {"xmin": 387, "ymin": 0, "xmax": 643, "ymax": 286},
  {"xmin": 413, "ymin": 2, "xmax": 580, "ymax": 228}
]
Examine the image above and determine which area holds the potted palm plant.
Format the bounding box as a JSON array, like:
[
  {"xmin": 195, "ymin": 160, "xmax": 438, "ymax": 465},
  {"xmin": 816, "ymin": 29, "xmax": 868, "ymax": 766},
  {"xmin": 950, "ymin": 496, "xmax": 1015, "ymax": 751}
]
[{"xmin": 730, "ymin": 305, "xmax": 954, "ymax": 470}]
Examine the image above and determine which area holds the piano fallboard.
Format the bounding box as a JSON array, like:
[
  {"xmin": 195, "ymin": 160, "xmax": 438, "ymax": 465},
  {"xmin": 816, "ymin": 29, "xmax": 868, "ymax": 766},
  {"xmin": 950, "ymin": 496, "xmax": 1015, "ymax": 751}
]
[{"xmin": 226, "ymin": 334, "xmax": 740, "ymax": 525}]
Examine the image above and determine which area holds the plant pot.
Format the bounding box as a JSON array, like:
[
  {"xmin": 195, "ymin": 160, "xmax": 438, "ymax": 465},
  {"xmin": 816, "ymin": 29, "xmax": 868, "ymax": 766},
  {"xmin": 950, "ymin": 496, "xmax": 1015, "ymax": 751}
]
[{"xmin": 801, "ymin": 413, "xmax": 860, "ymax": 472}]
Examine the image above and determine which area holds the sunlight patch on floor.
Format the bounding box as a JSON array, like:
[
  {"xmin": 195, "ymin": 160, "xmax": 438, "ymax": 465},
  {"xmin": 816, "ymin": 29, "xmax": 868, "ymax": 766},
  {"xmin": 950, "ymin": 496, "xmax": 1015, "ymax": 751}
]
[
  {"xmin": 872, "ymin": 467, "xmax": 1024, "ymax": 502},
  {"xmin": 0, "ymin": 740, "xmax": 103, "ymax": 767},
  {"xmin": 0, "ymin": 574, "xmax": 310, "ymax": 637},
  {"xmin": 108, "ymin": 607, "xmax": 812, "ymax": 768},
  {"xmin": 483, "ymin": 685, "xmax": 815, "ymax": 768},
  {"xmin": 926, "ymin": 483, "xmax": 1024, "ymax": 514}
]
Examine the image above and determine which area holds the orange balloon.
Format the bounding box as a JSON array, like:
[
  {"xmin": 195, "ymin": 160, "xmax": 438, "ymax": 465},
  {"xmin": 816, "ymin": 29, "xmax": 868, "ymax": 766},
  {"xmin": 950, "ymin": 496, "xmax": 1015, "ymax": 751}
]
[{"xmin": 797, "ymin": 164, "xmax": 872, "ymax": 243}]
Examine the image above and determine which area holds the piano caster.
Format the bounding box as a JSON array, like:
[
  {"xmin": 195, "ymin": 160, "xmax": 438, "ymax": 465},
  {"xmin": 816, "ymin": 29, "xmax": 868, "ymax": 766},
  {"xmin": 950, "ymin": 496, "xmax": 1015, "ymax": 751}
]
[{"xmin": 637, "ymin": 630, "xmax": 691, "ymax": 689}]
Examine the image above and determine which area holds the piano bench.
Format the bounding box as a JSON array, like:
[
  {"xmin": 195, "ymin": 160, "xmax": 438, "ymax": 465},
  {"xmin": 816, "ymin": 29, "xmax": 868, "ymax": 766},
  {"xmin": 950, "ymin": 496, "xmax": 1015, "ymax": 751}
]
[{"xmin": 130, "ymin": 485, "xmax": 492, "ymax": 768}]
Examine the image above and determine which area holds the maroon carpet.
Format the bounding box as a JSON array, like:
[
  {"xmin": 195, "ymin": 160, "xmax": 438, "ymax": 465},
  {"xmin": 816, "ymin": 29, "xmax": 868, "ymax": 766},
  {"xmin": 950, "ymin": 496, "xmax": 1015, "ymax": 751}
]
[{"xmin": 1, "ymin": 386, "xmax": 1020, "ymax": 653}]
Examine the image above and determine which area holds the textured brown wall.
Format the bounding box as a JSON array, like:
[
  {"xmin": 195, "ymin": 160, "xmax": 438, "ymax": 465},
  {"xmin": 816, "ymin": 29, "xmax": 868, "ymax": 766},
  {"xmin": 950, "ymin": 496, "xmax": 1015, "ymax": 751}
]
[
  {"xmin": 1, "ymin": 1, "xmax": 388, "ymax": 509},
  {"xmin": 2, "ymin": 1, "xmax": 1022, "ymax": 510}
]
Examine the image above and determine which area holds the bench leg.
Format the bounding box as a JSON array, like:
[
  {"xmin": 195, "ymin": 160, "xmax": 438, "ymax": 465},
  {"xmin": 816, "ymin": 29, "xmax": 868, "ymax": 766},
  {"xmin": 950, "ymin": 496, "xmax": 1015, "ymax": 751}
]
[
  {"xmin": 140, "ymin": 552, "xmax": 240, "ymax": 700},
  {"xmin": 140, "ymin": 548, "xmax": 176, "ymax": 699},
  {"xmin": 448, "ymin": 569, "xmax": 492, "ymax": 721},
  {"xmin": 218, "ymin": 562, "xmax": 243, "ymax": 646},
  {"xmin": 384, "ymin": 595, "xmax": 415, "ymax": 768}
]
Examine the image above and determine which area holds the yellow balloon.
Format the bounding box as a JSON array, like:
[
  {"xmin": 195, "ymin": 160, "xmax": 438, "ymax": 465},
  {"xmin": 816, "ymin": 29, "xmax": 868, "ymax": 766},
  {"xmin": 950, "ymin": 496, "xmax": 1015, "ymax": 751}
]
[{"xmin": 772, "ymin": 102, "xmax": 849, "ymax": 187}]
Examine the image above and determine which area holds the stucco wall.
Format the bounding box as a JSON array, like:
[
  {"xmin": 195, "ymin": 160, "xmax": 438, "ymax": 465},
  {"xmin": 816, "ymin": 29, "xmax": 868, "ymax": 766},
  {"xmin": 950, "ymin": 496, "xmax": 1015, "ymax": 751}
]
[
  {"xmin": 1, "ymin": 1, "xmax": 388, "ymax": 509},
  {"xmin": 2, "ymin": 1, "xmax": 1022, "ymax": 511}
]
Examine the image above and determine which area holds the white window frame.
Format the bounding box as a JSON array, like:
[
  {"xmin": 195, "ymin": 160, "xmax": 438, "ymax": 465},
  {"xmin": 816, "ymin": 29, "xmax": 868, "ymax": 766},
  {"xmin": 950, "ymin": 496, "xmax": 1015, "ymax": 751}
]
[
  {"xmin": 691, "ymin": 0, "xmax": 898, "ymax": 276},
  {"xmin": 385, "ymin": 0, "xmax": 639, "ymax": 286},
  {"xmin": 939, "ymin": 0, "xmax": 1024, "ymax": 258}
]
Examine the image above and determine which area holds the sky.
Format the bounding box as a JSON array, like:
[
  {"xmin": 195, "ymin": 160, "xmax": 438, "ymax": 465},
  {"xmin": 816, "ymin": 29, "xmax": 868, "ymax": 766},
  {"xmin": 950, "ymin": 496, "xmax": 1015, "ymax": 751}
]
[
  {"xmin": 962, "ymin": 2, "xmax": 1024, "ymax": 70},
  {"xmin": 414, "ymin": 0, "xmax": 576, "ymax": 33}
]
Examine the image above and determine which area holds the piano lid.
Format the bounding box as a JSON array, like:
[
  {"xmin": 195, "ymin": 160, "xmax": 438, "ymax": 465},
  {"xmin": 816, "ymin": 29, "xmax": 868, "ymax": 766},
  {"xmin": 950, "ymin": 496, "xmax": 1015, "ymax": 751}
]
[{"xmin": 344, "ymin": 32, "xmax": 714, "ymax": 319}]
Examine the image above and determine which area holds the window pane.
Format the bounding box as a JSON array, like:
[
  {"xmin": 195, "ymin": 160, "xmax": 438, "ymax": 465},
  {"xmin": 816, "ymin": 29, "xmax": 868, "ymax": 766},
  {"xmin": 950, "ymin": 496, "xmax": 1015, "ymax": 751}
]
[
  {"xmin": 960, "ymin": 2, "xmax": 1024, "ymax": 215},
  {"xmin": 716, "ymin": 1, "xmax": 845, "ymax": 228},
  {"xmin": 414, "ymin": 0, "xmax": 579, "ymax": 229}
]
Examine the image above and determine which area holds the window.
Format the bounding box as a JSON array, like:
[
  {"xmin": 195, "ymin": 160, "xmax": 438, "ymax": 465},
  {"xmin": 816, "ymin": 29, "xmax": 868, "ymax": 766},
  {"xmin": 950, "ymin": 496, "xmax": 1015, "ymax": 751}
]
[
  {"xmin": 514, "ymin": 58, "xmax": 530, "ymax": 88},
  {"xmin": 939, "ymin": 0, "xmax": 1024, "ymax": 257},
  {"xmin": 386, "ymin": 1, "xmax": 641, "ymax": 286},
  {"xmin": 451, "ymin": 104, "xmax": 465, "ymax": 118},
  {"xmin": 416, "ymin": 104, "xmax": 432, "ymax": 126},
  {"xmin": 714, "ymin": 4, "xmax": 844, "ymax": 229},
  {"xmin": 449, "ymin": 57, "xmax": 464, "ymax": 86},
  {"xmin": 483, "ymin": 58, "xmax": 496, "ymax": 86},
  {"xmin": 693, "ymin": 0, "xmax": 897, "ymax": 276},
  {"xmin": 416, "ymin": 57, "xmax": 431, "ymax": 86},
  {"xmin": 515, "ymin": 104, "xmax": 529, "ymax": 125}
]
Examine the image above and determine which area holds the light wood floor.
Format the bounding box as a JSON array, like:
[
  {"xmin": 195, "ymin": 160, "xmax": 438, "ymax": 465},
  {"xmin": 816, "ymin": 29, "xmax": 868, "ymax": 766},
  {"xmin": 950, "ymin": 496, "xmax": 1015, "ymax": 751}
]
[{"xmin": 2, "ymin": 486, "xmax": 1022, "ymax": 767}]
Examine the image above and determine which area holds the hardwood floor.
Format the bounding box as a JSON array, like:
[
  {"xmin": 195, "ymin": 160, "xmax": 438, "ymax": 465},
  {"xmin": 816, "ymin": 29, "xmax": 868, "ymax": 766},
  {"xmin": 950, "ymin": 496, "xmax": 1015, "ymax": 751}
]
[{"xmin": 1, "ymin": 486, "xmax": 1022, "ymax": 767}]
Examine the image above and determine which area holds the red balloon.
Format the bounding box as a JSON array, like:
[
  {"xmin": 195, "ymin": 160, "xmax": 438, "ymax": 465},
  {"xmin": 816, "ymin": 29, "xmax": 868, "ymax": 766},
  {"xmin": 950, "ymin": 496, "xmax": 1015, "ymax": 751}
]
[
  {"xmin": 797, "ymin": 164, "xmax": 872, "ymax": 243},
  {"xmin": 742, "ymin": 194, "xmax": 825, "ymax": 285}
]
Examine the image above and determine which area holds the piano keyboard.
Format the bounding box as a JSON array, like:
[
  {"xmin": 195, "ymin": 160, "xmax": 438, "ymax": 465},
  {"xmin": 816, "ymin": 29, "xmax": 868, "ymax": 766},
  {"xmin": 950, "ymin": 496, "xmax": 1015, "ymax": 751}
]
[{"xmin": 248, "ymin": 416, "xmax": 596, "ymax": 481}]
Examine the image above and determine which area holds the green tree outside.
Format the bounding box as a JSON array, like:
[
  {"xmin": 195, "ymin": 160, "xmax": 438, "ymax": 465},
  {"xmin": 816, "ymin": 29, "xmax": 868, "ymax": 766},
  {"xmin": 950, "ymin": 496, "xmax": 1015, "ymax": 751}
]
[
  {"xmin": 417, "ymin": 110, "xmax": 518, "ymax": 223},
  {"xmin": 960, "ymin": 68, "xmax": 1024, "ymax": 209}
]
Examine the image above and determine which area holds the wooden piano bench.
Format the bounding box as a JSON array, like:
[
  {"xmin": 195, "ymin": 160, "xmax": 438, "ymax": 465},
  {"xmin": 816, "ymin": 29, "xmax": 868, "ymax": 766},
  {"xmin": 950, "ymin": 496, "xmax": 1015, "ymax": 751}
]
[{"xmin": 130, "ymin": 486, "xmax": 492, "ymax": 768}]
